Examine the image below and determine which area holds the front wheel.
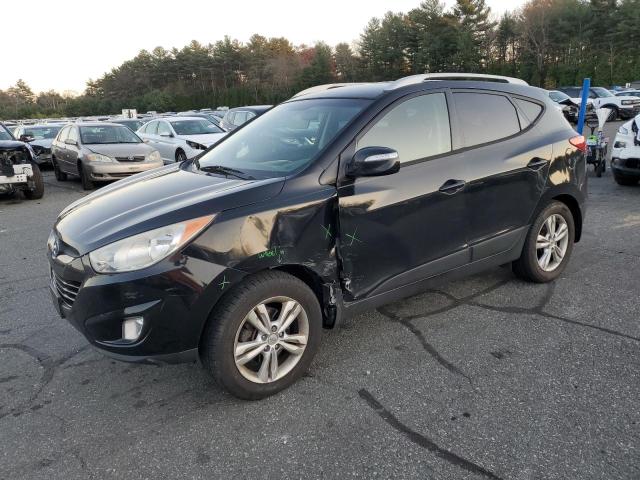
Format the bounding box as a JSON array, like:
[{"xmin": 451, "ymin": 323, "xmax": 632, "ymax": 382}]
[
  {"xmin": 175, "ymin": 149, "xmax": 187, "ymax": 163},
  {"xmin": 607, "ymin": 107, "xmax": 619, "ymax": 122},
  {"xmin": 200, "ymin": 271, "xmax": 322, "ymax": 400},
  {"xmin": 513, "ymin": 201, "xmax": 575, "ymax": 283},
  {"xmin": 23, "ymin": 164, "xmax": 44, "ymax": 200},
  {"xmin": 79, "ymin": 163, "xmax": 95, "ymax": 190}
]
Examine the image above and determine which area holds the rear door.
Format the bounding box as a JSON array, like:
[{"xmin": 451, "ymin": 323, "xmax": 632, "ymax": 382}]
[
  {"xmin": 54, "ymin": 126, "xmax": 71, "ymax": 171},
  {"xmin": 452, "ymin": 91, "xmax": 551, "ymax": 261},
  {"xmin": 65, "ymin": 127, "xmax": 81, "ymax": 174},
  {"xmin": 155, "ymin": 121, "xmax": 175, "ymax": 162},
  {"xmin": 337, "ymin": 91, "xmax": 471, "ymax": 301}
]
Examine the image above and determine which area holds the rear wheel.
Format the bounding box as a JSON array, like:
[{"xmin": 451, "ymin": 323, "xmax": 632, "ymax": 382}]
[
  {"xmin": 513, "ymin": 201, "xmax": 575, "ymax": 283},
  {"xmin": 52, "ymin": 157, "xmax": 67, "ymax": 181},
  {"xmin": 79, "ymin": 163, "xmax": 95, "ymax": 190},
  {"xmin": 200, "ymin": 271, "xmax": 322, "ymax": 400},
  {"xmin": 23, "ymin": 164, "xmax": 44, "ymax": 200},
  {"xmin": 613, "ymin": 172, "xmax": 639, "ymax": 186}
]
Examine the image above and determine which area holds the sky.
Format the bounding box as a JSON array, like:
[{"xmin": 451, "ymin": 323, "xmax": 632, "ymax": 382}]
[{"xmin": 2, "ymin": 0, "xmax": 524, "ymax": 94}]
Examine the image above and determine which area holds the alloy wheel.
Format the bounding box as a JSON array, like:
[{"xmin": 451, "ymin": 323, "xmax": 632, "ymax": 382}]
[
  {"xmin": 536, "ymin": 213, "xmax": 569, "ymax": 272},
  {"xmin": 233, "ymin": 296, "xmax": 309, "ymax": 384}
]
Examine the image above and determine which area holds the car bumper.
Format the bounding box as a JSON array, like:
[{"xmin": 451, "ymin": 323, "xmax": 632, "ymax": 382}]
[
  {"xmin": 47, "ymin": 247, "xmax": 245, "ymax": 363},
  {"xmin": 86, "ymin": 160, "xmax": 163, "ymax": 181},
  {"xmin": 619, "ymin": 105, "xmax": 640, "ymax": 118},
  {"xmin": 611, "ymin": 157, "xmax": 640, "ymax": 177}
]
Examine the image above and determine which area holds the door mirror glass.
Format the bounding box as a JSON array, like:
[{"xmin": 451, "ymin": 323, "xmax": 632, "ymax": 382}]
[
  {"xmin": 347, "ymin": 146, "xmax": 400, "ymax": 177},
  {"xmin": 65, "ymin": 138, "xmax": 77, "ymax": 146}
]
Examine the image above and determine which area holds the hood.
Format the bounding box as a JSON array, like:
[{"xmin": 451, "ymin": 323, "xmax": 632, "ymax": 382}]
[
  {"xmin": 179, "ymin": 132, "xmax": 226, "ymax": 147},
  {"xmin": 0, "ymin": 140, "xmax": 28, "ymax": 150},
  {"xmin": 86, "ymin": 142, "xmax": 156, "ymax": 158},
  {"xmin": 30, "ymin": 139, "xmax": 53, "ymax": 149},
  {"xmin": 55, "ymin": 164, "xmax": 285, "ymax": 255}
]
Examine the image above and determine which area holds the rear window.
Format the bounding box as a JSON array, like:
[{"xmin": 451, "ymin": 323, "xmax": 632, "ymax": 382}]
[
  {"xmin": 514, "ymin": 98, "xmax": 543, "ymax": 129},
  {"xmin": 454, "ymin": 93, "xmax": 520, "ymax": 147}
]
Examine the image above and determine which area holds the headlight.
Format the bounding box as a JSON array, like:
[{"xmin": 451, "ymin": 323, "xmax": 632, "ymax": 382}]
[
  {"xmin": 621, "ymin": 100, "xmax": 633, "ymax": 105},
  {"xmin": 89, "ymin": 215, "xmax": 215, "ymax": 273},
  {"xmin": 147, "ymin": 150, "xmax": 161, "ymax": 162},
  {"xmin": 618, "ymin": 126, "xmax": 629, "ymax": 135},
  {"xmin": 86, "ymin": 153, "xmax": 113, "ymax": 163},
  {"xmin": 186, "ymin": 140, "xmax": 206, "ymax": 150}
]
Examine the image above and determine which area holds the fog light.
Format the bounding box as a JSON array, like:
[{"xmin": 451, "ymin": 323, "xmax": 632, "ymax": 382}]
[{"xmin": 122, "ymin": 317, "xmax": 144, "ymax": 341}]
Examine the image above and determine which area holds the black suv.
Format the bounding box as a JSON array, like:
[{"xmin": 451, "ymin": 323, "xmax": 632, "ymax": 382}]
[{"xmin": 48, "ymin": 74, "xmax": 587, "ymax": 399}]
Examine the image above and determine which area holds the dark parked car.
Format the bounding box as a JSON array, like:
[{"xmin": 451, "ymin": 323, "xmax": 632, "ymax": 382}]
[
  {"xmin": 0, "ymin": 123, "xmax": 44, "ymax": 199},
  {"xmin": 51, "ymin": 122, "xmax": 163, "ymax": 190},
  {"xmin": 47, "ymin": 74, "xmax": 587, "ymax": 399},
  {"xmin": 219, "ymin": 105, "xmax": 271, "ymax": 131}
]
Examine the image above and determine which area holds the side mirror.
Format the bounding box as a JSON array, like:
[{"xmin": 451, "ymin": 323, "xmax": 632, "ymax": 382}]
[
  {"xmin": 159, "ymin": 132, "xmax": 173, "ymax": 138},
  {"xmin": 19, "ymin": 135, "xmax": 34, "ymax": 142},
  {"xmin": 65, "ymin": 138, "xmax": 77, "ymax": 146},
  {"xmin": 347, "ymin": 146, "xmax": 400, "ymax": 178}
]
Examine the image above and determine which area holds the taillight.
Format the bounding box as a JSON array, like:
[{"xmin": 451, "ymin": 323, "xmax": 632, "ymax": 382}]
[{"xmin": 569, "ymin": 135, "xmax": 587, "ymax": 153}]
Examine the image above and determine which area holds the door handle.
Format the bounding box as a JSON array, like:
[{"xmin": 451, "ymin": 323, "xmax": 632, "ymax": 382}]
[
  {"xmin": 527, "ymin": 158, "xmax": 549, "ymax": 170},
  {"xmin": 439, "ymin": 179, "xmax": 466, "ymax": 195}
]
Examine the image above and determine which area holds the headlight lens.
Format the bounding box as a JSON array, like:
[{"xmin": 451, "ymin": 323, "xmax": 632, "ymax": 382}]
[
  {"xmin": 86, "ymin": 153, "xmax": 113, "ymax": 163},
  {"xmin": 186, "ymin": 140, "xmax": 206, "ymax": 150},
  {"xmin": 89, "ymin": 215, "xmax": 215, "ymax": 273},
  {"xmin": 618, "ymin": 126, "xmax": 629, "ymax": 135},
  {"xmin": 621, "ymin": 100, "xmax": 633, "ymax": 105},
  {"xmin": 147, "ymin": 150, "xmax": 161, "ymax": 162}
]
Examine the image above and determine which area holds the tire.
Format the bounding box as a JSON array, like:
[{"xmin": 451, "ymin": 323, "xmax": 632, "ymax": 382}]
[
  {"xmin": 52, "ymin": 157, "xmax": 67, "ymax": 181},
  {"xmin": 200, "ymin": 270, "xmax": 322, "ymax": 400},
  {"xmin": 512, "ymin": 201, "xmax": 575, "ymax": 283},
  {"xmin": 175, "ymin": 149, "xmax": 187, "ymax": 163},
  {"xmin": 613, "ymin": 172, "xmax": 639, "ymax": 186},
  {"xmin": 606, "ymin": 106, "xmax": 618, "ymax": 122},
  {"xmin": 79, "ymin": 163, "xmax": 95, "ymax": 190},
  {"xmin": 595, "ymin": 159, "xmax": 604, "ymax": 177},
  {"xmin": 23, "ymin": 164, "xmax": 44, "ymax": 200}
]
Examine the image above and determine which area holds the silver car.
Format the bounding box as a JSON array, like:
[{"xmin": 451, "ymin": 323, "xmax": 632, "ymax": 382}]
[
  {"xmin": 136, "ymin": 116, "xmax": 226, "ymax": 163},
  {"xmin": 51, "ymin": 122, "xmax": 163, "ymax": 190}
]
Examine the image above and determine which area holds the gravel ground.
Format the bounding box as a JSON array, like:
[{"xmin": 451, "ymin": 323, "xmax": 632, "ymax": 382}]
[{"xmin": 0, "ymin": 121, "xmax": 638, "ymax": 480}]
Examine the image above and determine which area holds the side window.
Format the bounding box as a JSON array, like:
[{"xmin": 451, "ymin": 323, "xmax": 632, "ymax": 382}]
[
  {"xmin": 453, "ymin": 93, "xmax": 520, "ymax": 146},
  {"xmin": 225, "ymin": 112, "xmax": 235, "ymax": 125},
  {"xmin": 246, "ymin": 112, "xmax": 256, "ymax": 121},
  {"xmin": 588, "ymin": 90, "xmax": 597, "ymax": 99},
  {"xmin": 514, "ymin": 98, "xmax": 543, "ymax": 129},
  {"xmin": 157, "ymin": 122, "xmax": 171, "ymax": 136},
  {"xmin": 57, "ymin": 126, "xmax": 69, "ymax": 142},
  {"xmin": 233, "ymin": 111, "xmax": 248, "ymax": 126},
  {"xmin": 146, "ymin": 121, "xmax": 158, "ymax": 134},
  {"xmin": 67, "ymin": 127, "xmax": 79, "ymax": 143},
  {"xmin": 357, "ymin": 93, "xmax": 451, "ymax": 163}
]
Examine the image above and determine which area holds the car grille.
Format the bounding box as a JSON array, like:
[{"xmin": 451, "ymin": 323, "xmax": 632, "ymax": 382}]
[
  {"xmin": 115, "ymin": 156, "xmax": 145, "ymax": 162},
  {"xmin": 624, "ymin": 158, "xmax": 640, "ymax": 169},
  {"xmin": 50, "ymin": 269, "xmax": 81, "ymax": 308}
]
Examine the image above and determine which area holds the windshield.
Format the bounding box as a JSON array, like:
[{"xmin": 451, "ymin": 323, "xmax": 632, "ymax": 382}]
[
  {"xmin": 0, "ymin": 128, "xmax": 12, "ymax": 141},
  {"xmin": 195, "ymin": 98, "xmax": 370, "ymax": 179},
  {"xmin": 79, "ymin": 125, "xmax": 141, "ymax": 144},
  {"xmin": 592, "ymin": 87, "xmax": 613, "ymax": 98},
  {"xmin": 171, "ymin": 119, "xmax": 223, "ymax": 135},
  {"xmin": 549, "ymin": 91, "xmax": 570, "ymax": 102},
  {"xmin": 23, "ymin": 126, "xmax": 62, "ymax": 139}
]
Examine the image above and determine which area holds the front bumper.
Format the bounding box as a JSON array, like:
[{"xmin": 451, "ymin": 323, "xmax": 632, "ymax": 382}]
[
  {"xmin": 48, "ymin": 245, "xmax": 245, "ymax": 363},
  {"xmin": 619, "ymin": 105, "xmax": 640, "ymax": 118},
  {"xmin": 85, "ymin": 160, "xmax": 163, "ymax": 181},
  {"xmin": 611, "ymin": 157, "xmax": 640, "ymax": 177}
]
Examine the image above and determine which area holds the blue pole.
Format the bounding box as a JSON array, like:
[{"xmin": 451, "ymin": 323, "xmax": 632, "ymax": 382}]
[{"xmin": 576, "ymin": 77, "xmax": 590, "ymax": 135}]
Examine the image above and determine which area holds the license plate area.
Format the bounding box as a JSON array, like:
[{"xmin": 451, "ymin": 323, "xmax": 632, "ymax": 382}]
[{"xmin": 0, "ymin": 173, "xmax": 28, "ymax": 184}]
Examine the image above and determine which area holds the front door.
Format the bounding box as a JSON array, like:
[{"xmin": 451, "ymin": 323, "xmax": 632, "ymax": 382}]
[{"xmin": 337, "ymin": 91, "xmax": 471, "ymax": 301}]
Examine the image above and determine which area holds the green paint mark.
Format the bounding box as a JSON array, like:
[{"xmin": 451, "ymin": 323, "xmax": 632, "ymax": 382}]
[
  {"xmin": 218, "ymin": 275, "xmax": 230, "ymax": 290},
  {"xmin": 346, "ymin": 227, "xmax": 363, "ymax": 246},
  {"xmin": 321, "ymin": 224, "xmax": 332, "ymax": 239},
  {"xmin": 258, "ymin": 246, "xmax": 285, "ymax": 262}
]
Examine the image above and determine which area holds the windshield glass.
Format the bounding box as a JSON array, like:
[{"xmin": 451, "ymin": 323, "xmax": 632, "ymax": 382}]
[
  {"xmin": 79, "ymin": 125, "xmax": 141, "ymax": 144},
  {"xmin": 549, "ymin": 91, "xmax": 570, "ymax": 102},
  {"xmin": 0, "ymin": 128, "xmax": 12, "ymax": 141},
  {"xmin": 195, "ymin": 98, "xmax": 370, "ymax": 178},
  {"xmin": 592, "ymin": 87, "xmax": 613, "ymax": 98},
  {"xmin": 171, "ymin": 119, "xmax": 223, "ymax": 135},
  {"xmin": 23, "ymin": 126, "xmax": 62, "ymax": 139}
]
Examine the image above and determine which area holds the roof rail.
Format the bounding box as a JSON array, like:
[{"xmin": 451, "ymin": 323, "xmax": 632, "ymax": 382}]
[
  {"xmin": 292, "ymin": 83, "xmax": 366, "ymax": 98},
  {"xmin": 386, "ymin": 73, "xmax": 529, "ymax": 90}
]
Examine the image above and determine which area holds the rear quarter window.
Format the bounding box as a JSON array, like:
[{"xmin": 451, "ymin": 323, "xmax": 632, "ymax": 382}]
[
  {"xmin": 514, "ymin": 98, "xmax": 543, "ymax": 129},
  {"xmin": 453, "ymin": 92, "xmax": 520, "ymax": 147}
]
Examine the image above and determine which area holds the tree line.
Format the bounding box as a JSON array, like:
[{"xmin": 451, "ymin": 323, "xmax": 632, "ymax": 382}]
[{"xmin": 2, "ymin": 0, "xmax": 639, "ymax": 120}]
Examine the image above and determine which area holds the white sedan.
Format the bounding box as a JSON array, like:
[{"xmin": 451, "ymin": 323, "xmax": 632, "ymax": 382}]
[{"xmin": 137, "ymin": 116, "xmax": 227, "ymax": 163}]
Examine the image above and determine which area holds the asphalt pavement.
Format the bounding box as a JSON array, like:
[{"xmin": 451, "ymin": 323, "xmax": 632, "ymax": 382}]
[{"xmin": 1, "ymin": 121, "xmax": 639, "ymax": 479}]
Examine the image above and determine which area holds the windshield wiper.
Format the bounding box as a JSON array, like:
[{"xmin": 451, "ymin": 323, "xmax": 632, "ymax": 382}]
[{"xmin": 198, "ymin": 164, "xmax": 255, "ymax": 180}]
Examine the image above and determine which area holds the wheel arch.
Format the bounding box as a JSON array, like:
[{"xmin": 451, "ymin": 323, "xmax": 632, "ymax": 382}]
[{"xmin": 552, "ymin": 193, "xmax": 583, "ymax": 242}]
